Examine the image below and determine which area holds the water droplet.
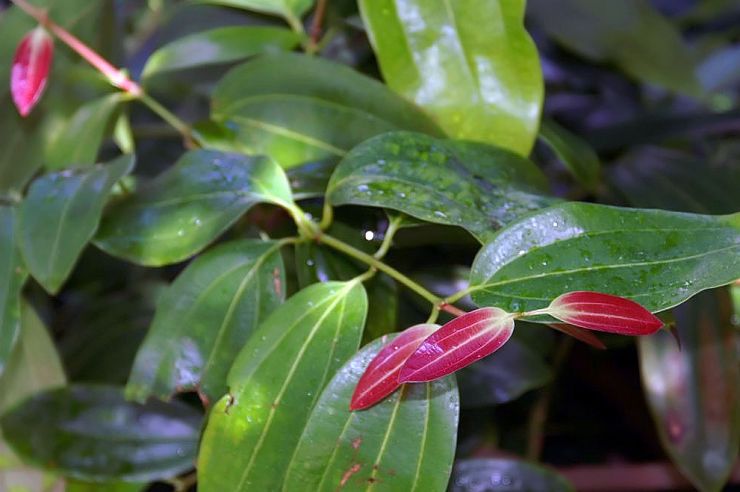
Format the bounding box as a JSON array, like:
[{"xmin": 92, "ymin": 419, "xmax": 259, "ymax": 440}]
[
  {"xmin": 177, "ymin": 229, "xmax": 185, "ymax": 237},
  {"xmin": 434, "ymin": 210, "xmax": 447, "ymax": 218},
  {"xmin": 364, "ymin": 230, "xmax": 375, "ymax": 241},
  {"xmin": 357, "ymin": 184, "xmax": 369, "ymax": 193},
  {"xmin": 306, "ymin": 259, "xmax": 315, "ymax": 267}
]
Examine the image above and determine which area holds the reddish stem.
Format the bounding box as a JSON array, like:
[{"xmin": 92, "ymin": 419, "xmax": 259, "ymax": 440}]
[{"xmin": 439, "ymin": 303, "xmax": 467, "ymax": 317}]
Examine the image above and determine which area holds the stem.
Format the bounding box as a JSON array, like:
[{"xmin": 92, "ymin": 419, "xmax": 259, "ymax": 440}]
[
  {"xmin": 319, "ymin": 200, "xmax": 333, "ymax": 230},
  {"xmin": 307, "ymin": 0, "xmax": 329, "ymax": 53},
  {"xmin": 373, "ymin": 214, "xmax": 403, "ymax": 259},
  {"xmin": 137, "ymin": 93, "xmax": 196, "ymax": 146},
  {"xmin": 526, "ymin": 336, "xmax": 574, "ymax": 461}
]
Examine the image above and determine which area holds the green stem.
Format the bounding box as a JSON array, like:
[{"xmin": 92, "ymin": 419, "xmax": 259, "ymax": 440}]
[
  {"xmin": 374, "ymin": 214, "xmax": 403, "ymax": 259},
  {"xmin": 137, "ymin": 93, "xmax": 197, "ymax": 146}
]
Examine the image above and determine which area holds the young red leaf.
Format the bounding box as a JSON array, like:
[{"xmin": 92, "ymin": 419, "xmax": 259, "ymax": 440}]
[
  {"xmin": 546, "ymin": 291, "xmax": 663, "ymax": 335},
  {"xmin": 399, "ymin": 307, "xmax": 515, "ymax": 383},
  {"xmin": 349, "ymin": 323, "xmax": 437, "ymax": 411},
  {"xmin": 11, "ymin": 26, "xmax": 54, "ymax": 117}
]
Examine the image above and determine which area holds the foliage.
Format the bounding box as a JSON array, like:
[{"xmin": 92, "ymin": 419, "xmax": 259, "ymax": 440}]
[{"xmin": 0, "ymin": 0, "xmax": 738, "ymax": 491}]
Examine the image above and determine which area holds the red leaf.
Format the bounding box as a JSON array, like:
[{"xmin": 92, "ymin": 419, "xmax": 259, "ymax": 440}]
[
  {"xmin": 11, "ymin": 26, "xmax": 54, "ymax": 117},
  {"xmin": 398, "ymin": 307, "xmax": 514, "ymax": 383},
  {"xmin": 349, "ymin": 324, "xmax": 437, "ymax": 411},
  {"xmin": 547, "ymin": 291, "xmax": 663, "ymax": 335}
]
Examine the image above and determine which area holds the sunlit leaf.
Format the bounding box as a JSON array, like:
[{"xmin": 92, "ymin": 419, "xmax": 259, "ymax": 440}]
[
  {"xmin": 95, "ymin": 150, "xmax": 294, "ymax": 266},
  {"xmin": 359, "ymin": 0, "xmax": 543, "ymax": 155},
  {"xmin": 126, "ymin": 240, "xmax": 285, "ymax": 404},
  {"xmin": 198, "ymin": 280, "xmax": 367, "ymax": 491},
  {"xmin": 18, "ymin": 155, "xmax": 134, "ymax": 294},
  {"xmin": 284, "ymin": 335, "xmax": 459, "ymax": 491}
]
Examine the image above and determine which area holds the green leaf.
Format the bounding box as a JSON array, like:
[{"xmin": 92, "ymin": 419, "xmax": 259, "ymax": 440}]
[
  {"xmin": 449, "ymin": 458, "xmax": 574, "ymax": 491},
  {"xmin": 127, "ymin": 240, "xmax": 286, "ymax": 404},
  {"xmin": 469, "ymin": 202, "xmax": 740, "ymax": 314},
  {"xmin": 0, "ymin": 385, "xmax": 202, "ymax": 482},
  {"xmin": 359, "ymin": 0, "xmax": 543, "ymax": 156},
  {"xmin": 0, "ymin": 95, "xmax": 45, "ymax": 197},
  {"xmin": 142, "ymin": 26, "xmax": 301, "ymax": 79},
  {"xmin": 0, "ymin": 304, "xmax": 66, "ymax": 492},
  {"xmin": 539, "ymin": 119, "xmax": 601, "ymax": 192},
  {"xmin": 283, "ymin": 335, "xmax": 459, "ymax": 491},
  {"xmin": 286, "ymin": 159, "xmax": 337, "ymax": 200},
  {"xmin": 45, "ymin": 93, "xmax": 123, "ymax": 170},
  {"xmin": 638, "ymin": 289, "xmax": 739, "ymax": 492},
  {"xmin": 212, "ymin": 53, "xmax": 442, "ymax": 168},
  {"xmin": 18, "ymin": 155, "xmax": 135, "ymax": 294},
  {"xmin": 67, "ymin": 480, "xmax": 145, "ymax": 492},
  {"xmin": 457, "ymin": 336, "xmax": 551, "ymax": 408},
  {"xmin": 0, "ymin": 206, "xmax": 27, "ymax": 376},
  {"xmin": 95, "ymin": 150, "xmax": 294, "ymax": 266},
  {"xmin": 528, "ymin": 0, "xmax": 701, "ymax": 96},
  {"xmin": 327, "ymin": 132, "xmax": 557, "ymax": 242},
  {"xmin": 197, "ymin": 0, "xmax": 315, "ymax": 23},
  {"xmin": 198, "ymin": 280, "xmax": 368, "ymax": 492}
]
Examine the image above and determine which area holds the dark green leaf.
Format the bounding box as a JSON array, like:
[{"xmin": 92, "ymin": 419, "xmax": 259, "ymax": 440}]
[
  {"xmin": 18, "ymin": 155, "xmax": 135, "ymax": 294},
  {"xmin": 327, "ymin": 132, "xmax": 556, "ymax": 242},
  {"xmin": 469, "ymin": 202, "xmax": 740, "ymax": 314},
  {"xmin": 283, "ymin": 335, "xmax": 459, "ymax": 491},
  {"xmin": 528, "ymin": 0, "xmax": 701, "ymax": 96},
  {"xmin": 0, "ymin": 304, "xmax": 65, "ymax": 492},
  {"xmin": 95, "ymin": 150, "xmax": 294, "ymax": 266},
  {"xmin": 142, "ymin": 26, "xmax": 301, "ymax": 78},
  {"xmin": 639, "ymin": 289, "xmax": 739, "ymax": 492},
  {"xmin": 359, "ymin": 0, "xmax": 543, "ymax": 155},
  {"xmin": 0, "ymin": 95, "xmax": 45, "ymax": 196},
  {"xmin": 212, "ymin": 53, "xmax": 442, "ymax": 167},
  {"xmin": 197, "ymin": 0, "xmax": 315, "ymax": 22},
  {"xmin": 539, "ymin": 119, "xmax": 601, "ymax": 192},
  {"xmin": 610, "ymin": 147, "xmax": 740, "ymax": 215},
  {"xmin": 67, "ymin": 480, "xmax": 145, "ymax": 492},
  {"xmin": 198, "ymin": 280, "xmax": 367, "ymax": 491},
  {"xmin": 287, "ymin": 159, "xmax": 338, "ymax": 200},
  {"xmin": 45, "ymin": 94, "xmax": 122, "ymax": 170},
  {"xmin": 450, "ymin": 458, "xmax": 574, "ymax": 492},
  {"xmin": 458, "ymin": 337, "xmax": 551, "ymax": 408},
  {"xmin": 0, "ymin": 385, "xmax": 202, "ymax": 482},
  {"xmin": 127, "ymin": 240, "xmax": 286, "ymax": 404},
  {"xmin": 0, "ymin": 206, "xmax": 26, "ymax": 376}
]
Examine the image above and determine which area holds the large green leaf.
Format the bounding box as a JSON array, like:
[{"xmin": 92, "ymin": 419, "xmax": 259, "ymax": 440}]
[
  {"xmin": 198, "ymin": 280, "xmax": 368, "ymax": 492},
  {"xmin": 639, "ymin": 289, "xmax": 739, "ymax": 492},
  {"xmin": 18, "ymin": 155, "xmax": 134, "ymax": 294},
  {"xmin": 0, "ymin": 304, "xmax": 66, "ymax": 492},
  {"xmin": 0, "ymin": 385, "xmax": 202, "ymax": 482},
  {"xmin": 449, "ymin": 458, "xmax": 574, "ymax": 491},
  {"xmin": 528, "ymin": 0, "xmax": 701, "ymax": 96},
  {"xmin": 212, "ymin": 53, "xmax": 442, "ymax": 168},
  {"xmin": 127, "ymin": 240, "xmax": 286, "ymax": 404},
  {"xmin": 142, "ymin": 26, "xmax": 301, "ymax": 79},
  {"xmin": 284, "ymin": 335, "xmax": 459, "ymax": 491},
  {"xmin": 327, "ymin": 132, "xmax": 556, "ymax": 242},
  {"xmin": 45, "ymin": 94, "xmax": 123, "ymax": 170},
  {"xmin": 359, "ymin": 0, "xmax": 543, "ymax": 156},
  {"xmin": 0, "ymin": 95, "xmax": 45, "ymax": 196},
  {"xmin": 469, "ymin": 202, "xmax": 740, "ymax": 314},
  {"xmin": 95, "ymin": 150, "xmax": 293, "ymax": 266},
  {"xmin": 0, "ymin": 206, "xmax": 27, "ymax": 376},
  {"xmin": 197, "ymin": 0, "xmax": 314, "ymax": 24}
]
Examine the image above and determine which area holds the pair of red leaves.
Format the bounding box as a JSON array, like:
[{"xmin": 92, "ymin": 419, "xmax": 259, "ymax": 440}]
[
  {"xmin": 11, "ymin": 26, "xmax": 54, "ymax": 117},
  {"xmin": 350, "ymin": 291, "xmax": 663, "ymax": 410}
]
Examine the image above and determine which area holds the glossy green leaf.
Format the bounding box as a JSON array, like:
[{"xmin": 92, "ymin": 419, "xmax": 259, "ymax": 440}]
[
  {"xmin": 0, "ymin": 95, "xmax": 45, "ymax": 196},
  {"xmin": 127, "ymin": 240, "xmax": 286, "ymax": 404},
  {"xmin": 95, "ymin": 150, "xmax": 294, "ymax": 266},
  {"xmin": 528, "ymin": 0, "xmax": 701, "ymax": 96},
  {"xmin": 449, "ymin": 458, "xmax": 574, "ymax": 492},
  {"xmin": 45, "ymin": 93, "xmax": 122, "ymax": 170},
  {"xmin": 327, "ymin": 132, "xmax": 556, "ymax": 242},
  {"xmin": 539, "ymin": 119, "xmax": 601, "ymax": 192},
  {"xmin": 0, "ymin": 206, "xmax": 27, "ymax": 376},
  {"xmin": 359, "ymin": 0, "xmax": 543, "ymax": 155},
  {"xmin": 66, "ymin": 480, "xmax": 144, "ymax": 492},
  {"xmin": 142, "ymin": 26, "xmax": 300, "ymax": 79},
  {"xmin": 458, "ymin": 336, "xmax": 551, "ymax": 408},
  {"xmin": 639, "ymin": 289, "xmax": 739, "ymax": 492},
  {"xmin": 197, "ymin": 0, "xmax": 314, "ymax": 22},
  {"xmin": 0, "ymin": 385, "xmax": 202, "ymax": 482},
  {"xmin": 18, "ymin": 155, "xmax": 135, "ymax": 294},
  {"xmin": 0, "ymin": 304, "xmax": 66, "ymax": 492},
  {"xmin": 212, "ymin": 53, "xmax": 442, "ymax": 168},
  {"xmin": 198, "ymin": 280, "xmax": 368, "ymax": 491},
  {"xmin": 469, "ymin": 202, "xmax": 740, "ymax": 314},
  {"xmin": 283, "ymin": 335, "xmax": 459, "ymax": 491}
]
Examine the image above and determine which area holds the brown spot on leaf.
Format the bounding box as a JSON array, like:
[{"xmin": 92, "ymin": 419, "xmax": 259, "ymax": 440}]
[
  {"xmin": 338, "ymin": 463, "xmax": 362, "ymax": 489},
  {"xmin": 224, "ymin": 393, "xmax": 235, "ymax": 415},
  {"xmin": 351, "ymin": 437, "xmax": 362, "ymax": 450}
]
